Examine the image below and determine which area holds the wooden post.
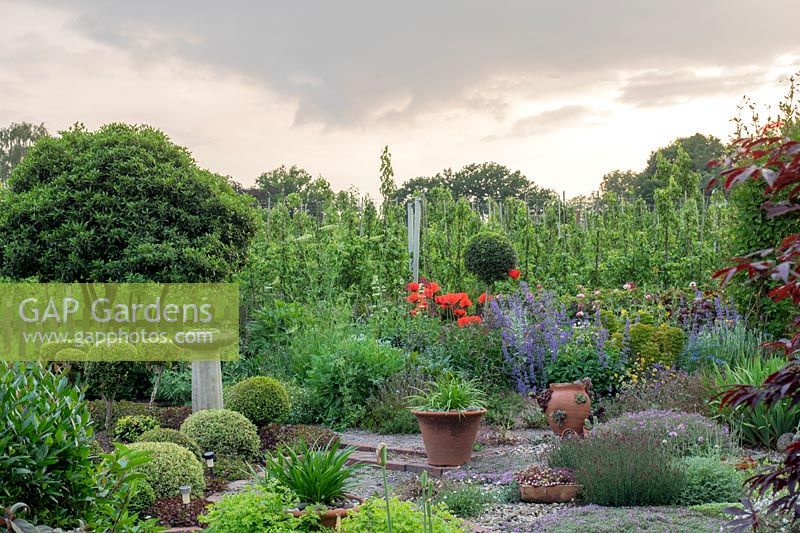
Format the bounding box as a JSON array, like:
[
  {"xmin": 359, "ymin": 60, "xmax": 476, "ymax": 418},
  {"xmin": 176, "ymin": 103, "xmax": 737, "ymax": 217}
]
[
  {"xmin": 192, "ymin": 360, "xmax": 224, "ymax": 413},
  {"xmin": 407, "ymin": 198, "xmax": 421, "ymax": 283}
]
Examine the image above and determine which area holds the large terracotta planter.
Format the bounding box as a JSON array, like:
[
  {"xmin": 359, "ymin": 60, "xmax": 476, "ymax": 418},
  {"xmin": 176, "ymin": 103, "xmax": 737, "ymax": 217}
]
[
  {"xmin": 519, "ymin": 484, "xmax": 580, "ymax": 503},
  {"xmin": 411, "ymin": 409, "xmax": 486, "ymax": 466},
  {"xmin": 544, "ymin": 383, "xmax": 590, "ymax": 437}
]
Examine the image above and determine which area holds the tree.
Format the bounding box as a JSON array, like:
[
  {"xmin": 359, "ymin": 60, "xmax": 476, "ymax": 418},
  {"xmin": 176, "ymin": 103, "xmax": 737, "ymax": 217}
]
[
  {"xmin": 0, "ymin": 122, "xmax": 48, "ymax": 187},
  {"xmin": 0, "ymin": 123, "xmax": 259, "ymax": 282},
  {"xmin": 394, "ymin": 175, "xmax": 449, "ymax": 204},
  {"xmin": 599, "ymin": 169, "xmax": 638, "ymax": 200},
  {"xmin": 378, "ymin": 145, "xmax": 396, "ymax": 216},
  {"xmin": 0, "ymin": 123, "xmax": 261, "ymax": 413},
  {"xmin": 255, "ymin": 164, "xmax": 333, "ymax": 218},
  {"xmin": 636, "ymin": 133, "xmax": 723, "ymax": 203}
]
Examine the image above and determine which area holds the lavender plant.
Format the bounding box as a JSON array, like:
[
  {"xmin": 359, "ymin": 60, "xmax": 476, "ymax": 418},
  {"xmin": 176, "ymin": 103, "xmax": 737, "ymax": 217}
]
[{"xmin": 487, "ymin": 284, "xmax": 574, "ymax": 393}]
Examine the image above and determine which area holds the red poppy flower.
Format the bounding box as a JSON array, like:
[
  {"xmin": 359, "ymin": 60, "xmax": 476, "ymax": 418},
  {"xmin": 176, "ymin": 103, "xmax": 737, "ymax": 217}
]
[
  {"xmin": 457, "ymin": 315, "xmax": 482, "ymax": 327},
  {"xmin": 424, "ymin": 282, "xmax": 441, "ymax": 297},
  {"xmin": 453, "ymin": 308, "xmax": 466, "ymax": 317},
  {"xmin": 509, "ymin": 269, "xmax": 521, "ymax": 280},
  {"xmin": 407, "ymin": 282, "xmax": 420, "ymax": 292},
  {"xmin": 410, "ymin": 308, "xmax": 418, "ymax": 316},
  {"xmin": 459, "ymin": 296, "xmax": 473, "ymax": 308},
  {"xmin": 478, "ymin": 292, "xmax": 489, "ymax": 305},
  {"xmin": 406, "ymin": 292, "xmax": 420, "ymax": 303}
]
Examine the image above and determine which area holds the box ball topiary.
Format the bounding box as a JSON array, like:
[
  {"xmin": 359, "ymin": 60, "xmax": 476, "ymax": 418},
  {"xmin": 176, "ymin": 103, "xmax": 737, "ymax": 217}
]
[
  {"xmin": 127, "ymin": 441, "xmax": 206, "ymax": 499},
  {"xmin": 114, "ymin": 414, "xmax": 160, "ymax": 443},
  {"xmin": 180, "ymin": 408, "xmax": 260, "ymax": 460},
  {"xmin": 128, "ymin": 479, "xmax": 156, "ymax": 513},
  {"xmin": 226, "ymin": 376, "xmax": 291, "ymax": 426},
  {"xmin": 464, "ymin": 231, "xmax": 517, "ymax": 287},
  {"xmin": 678, "ymin": 456, "xmax": 744, "ymax": 505},
  {"xmin": 135, "ymin": 427, "xmax": 202, "ymax": 459}
]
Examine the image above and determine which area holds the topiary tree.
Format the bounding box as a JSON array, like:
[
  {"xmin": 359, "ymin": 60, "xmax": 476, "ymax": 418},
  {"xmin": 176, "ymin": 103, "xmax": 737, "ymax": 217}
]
[
  {"xmin": 0, "ymin": 123, "xmax": 261, "ymax": 412},
  {"xmin": 83, "ymin": 343, "xmax": 140, "ymax": 430},
  {"xmin": 226, "ymin": 376, "xmax": 291, "ymax": 427},
  {"xmin": 180, "ymin": 408, "xmax": 260, "ymax": 460},
  {"xmin": 127, "ymin": 442, "xmax": 206, "ymax": 498},
  {"xmin": 464, "ymin": 231, "xmax": 517, "ymax": 292},
  {"xmin": 114, "ymin": 415, "xmax": 160, "ymax": 443}
]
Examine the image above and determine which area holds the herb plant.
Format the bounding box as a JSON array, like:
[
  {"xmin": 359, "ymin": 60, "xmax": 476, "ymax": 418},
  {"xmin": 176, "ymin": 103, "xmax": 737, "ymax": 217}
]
[{"xmin": 408, "ymin": 373, "xmax": 487, "ymax": 412}]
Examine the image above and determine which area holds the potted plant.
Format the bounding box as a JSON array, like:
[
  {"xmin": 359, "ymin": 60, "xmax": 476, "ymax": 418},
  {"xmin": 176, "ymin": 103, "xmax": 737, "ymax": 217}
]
[
  {"xmin": 408, "ymin": 373, "xmax": 487, "ymax": 466},
  {"xmin": 514, "ymin": 465, "xmax": 580, "ymax": 503},
  {"xmin": 537, "ymin": 378, "xmax": 592, "ymax": 437},
  {"xmin": 255, "ymin": 438, "xmax": 364, "ymax": 528}
]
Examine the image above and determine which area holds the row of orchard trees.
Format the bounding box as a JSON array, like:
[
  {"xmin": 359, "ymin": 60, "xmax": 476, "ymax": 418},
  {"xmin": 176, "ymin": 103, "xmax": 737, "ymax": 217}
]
[{"xmin": 237, "ymin": 178, "xmax": 733, "ymax": 313}]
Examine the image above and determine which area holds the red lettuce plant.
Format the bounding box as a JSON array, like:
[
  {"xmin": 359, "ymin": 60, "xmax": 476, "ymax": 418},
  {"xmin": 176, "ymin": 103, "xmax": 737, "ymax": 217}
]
[{"xmin": 708, "ymin": 122, "xmax": 800, "ymax": 528}]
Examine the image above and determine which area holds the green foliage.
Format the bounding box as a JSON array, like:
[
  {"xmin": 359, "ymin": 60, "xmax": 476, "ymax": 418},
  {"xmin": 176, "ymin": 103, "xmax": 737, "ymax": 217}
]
[
  {"xmin": 705, "ymin": 355, "xmax": 800, "ymax": 447},
  {"xmin": 363, "ymin": 372, "xmax": 423, "ymax": 434},
  {"xmin": 115, "ymin": 415, "xmax": 160, "ymax": 443},
  {"xmin": 484, "ymin": 392, "xmax": 526, "ymax": 430},
  {"xmin": 627, "ymin": 323, "xmax": 685, "ymax": 366},
  {"xmin": 464, "ymin": 231, "xmax": 517, "ymax": 287},
  {"xmin": 549, "ymin": 432, "xmax": 686, "ymax": 506},
  {"xmin": 199, "ymin": 484, "xmax": 313, "ymax": 532},
  {"xmin": 180, "ymin": 408, "xmax": 260, "ymax": 460},
  {"xmin": 83, "ymin": 358, "xmax": 135, "ymax": 429},
  {"xmin": 126, "ymin": 442, "xmax": 205, "ymax": 499},
  {"xmin": 135, "ymin": 428, "xmax": 202, "ymax": 459},
  {"xmin": 604, "ymin": 367, "xmax": 709, "ymax": 419},
  {"xmin": 408, "ymin": 373, "xmax": 487, "ymax": 412},
  {"xmin": 0, "ymin": 363, "xmax": 96, "ymax": 528},
  {"xmin": 298, "ymin": 333, "xmax": 406, "ymax": 428},
  {"xmin": 260, "ymin": 439, "xmax": 362, "ymax": 505},
  {"xmin": 435, "ymin": 485, "xmax": 493, "ymax": 518},
  {"xmin": 339, "ymin": 496, "xmax": 465, "ymax": 533},
  {"xmin": 547, "ymin": 329, "xmax": 623, "ymax": 396},
  {"xmin": 226, "ymin": 376, "xmax": 291, "ymax": 426},
  {"xmin": 0, "ymin": 123, "xmax": 259, "ymax": 283},
  {"xmin": 128, "ymin": 480, "xmax": 156, "ymax": 514},
  {"xmin": 155, "ymin": 364, "xmax": 192, "ymax": 406},
  {"xmin": 728, "ymin": 179, "xmax": 798, "ymax": 336},
  {"xmin": 677, "ymin": 456, "xmax": 743, "ymax": 506},
  {"xmin": 86, "ymin": 444, "xmax": 163, "ymax": 533}
]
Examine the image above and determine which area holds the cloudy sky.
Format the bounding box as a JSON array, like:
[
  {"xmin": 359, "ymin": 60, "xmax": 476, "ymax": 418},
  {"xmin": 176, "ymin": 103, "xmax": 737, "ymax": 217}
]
[{"xmin": 1, "ymin": 1, "xmax": 799, "ymax": 198}]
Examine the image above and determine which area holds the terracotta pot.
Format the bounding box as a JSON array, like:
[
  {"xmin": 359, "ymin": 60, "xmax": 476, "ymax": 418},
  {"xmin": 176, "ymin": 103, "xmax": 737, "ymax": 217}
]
[
  {"xmin": 411, "ymin": 409, "xmax": 486, "ymax": 466},
  {"xmin": 290, "ymin": 497, "xmax": 363, "ymax": 529},
  {"xmin": 519, "ymin": 483, "xmax": 580, "ymax": 503},
  {"xmin": 544, "ymin": 383, "xmax": 590, "ymax": 437}
]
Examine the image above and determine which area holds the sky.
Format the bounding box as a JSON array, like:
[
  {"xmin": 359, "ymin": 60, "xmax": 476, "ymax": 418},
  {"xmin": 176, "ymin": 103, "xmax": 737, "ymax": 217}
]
[{"xmin": 1, "ymin": 1, "xmax": 799, "ymax": 199}]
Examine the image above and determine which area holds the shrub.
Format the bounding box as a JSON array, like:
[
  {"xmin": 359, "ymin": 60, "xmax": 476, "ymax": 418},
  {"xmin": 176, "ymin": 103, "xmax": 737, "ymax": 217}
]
[
  {"xmin": 83, "ymin": 358, "xmax": 137, "ymax": 430},
  {"xmin": 339, "ymin": 496, "xmax": 465, "ymax": 533},
  {"xmin": 435, "ymin": 484, "xmax": 493, "ymax": 518},
  {"xmin": 594, "ymin": 409, "xmax": 734, "ymax": 458},
  {"xmin": 364, "ymin": 371, "xmax": 425, "ymax": 434},
  {"xmin": 549, "ymin": 433, "xmax": 686, "ymax": 506},
  {"xmin": 529, "ymin": 505, "xmax": 729, "ymax": 532},
  {"xmin": 300, "ymin": 333, "xmax": 405, "ymax": 428},
  {"xmin": 705, "ymin": 355, "xmax": 800, "ymax": 448},
  {"xmin": 114, "ymin": 415, "xmax": 160, "ymax": 443},
  {"xmin": 546, "ymin": 327, "xmax": 623, "ymax": 397},
  {"xmin": 135, "ymin": 428, "xmax": 202, "ymax": 459},
  {"xmin": 127, "ymin": 442, "xmax": 206, "ymax": 498},
  {"xmin": 0, "ymin": 363, "xmax": 96, "ymax": 528},
  {"xmin": 484, "ymin": 392, "xmax": 526, "ymax": 430},
  {"xmin": 677, "ymin": 456, "xmax": 743, "ymax": 505},
  {"xmin": 198, "ymin": 484, "xmax": 312, "ymax": 531},
  {"xmin": 88, "ymin": 400, "xmax": 191, "ymax": 430},
  {"xmin": 285, "ymin": 384, "xmax": 316, "ymax": 425},
  {"xmin": 226, "ymin": 376, "xmax": 291, "ymax": 426},
  {"xmin": 464, "ymin": 231, "xmax": 517, "ymax": 287},
  {"xmin": 128, "ymin": 480, "xmax": 156, "ymax": 514},
  {"xmin": 259, "ymin": 439, "xmax": 362, "ymax": 505},
  {"xmin": 603, "ymin": 365, "xmax": 710, "ymax": 419},
  {"xmin": 626, "ymin": 323, "xmax": 685, "ymax": 366},
  {"xmin": 180, "ymin": 409, "xmax": 260, "ymax": 460}
]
